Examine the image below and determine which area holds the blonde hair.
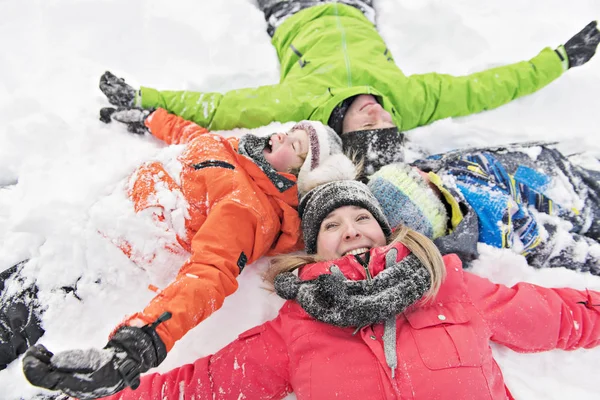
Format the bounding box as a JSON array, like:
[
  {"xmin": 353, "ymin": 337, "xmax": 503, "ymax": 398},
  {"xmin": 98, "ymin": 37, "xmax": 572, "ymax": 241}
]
[
  {"xmin": 388, "ymin": 225, "xmax": 446, "ymax": 302},
  {"xmin": 265, "ymin": 225, "xmax": 446, "ymax": 301}
]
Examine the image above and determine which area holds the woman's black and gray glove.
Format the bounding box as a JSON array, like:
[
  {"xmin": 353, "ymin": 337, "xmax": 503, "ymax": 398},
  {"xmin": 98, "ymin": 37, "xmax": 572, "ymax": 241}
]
[
  {"xmin": 99, "ymin": 71, "xmax": 137, "ymax": 107},
  {"xmin": 274, "ymin": 248, "xmax": 431, "ymax": 328},
  {"xmin": 556, "ymin": 21, "xmax": 600, "ymax": 69},
  {"xmin": 22, "ymin": 313, "xmax": 171, "ymax": 400}
]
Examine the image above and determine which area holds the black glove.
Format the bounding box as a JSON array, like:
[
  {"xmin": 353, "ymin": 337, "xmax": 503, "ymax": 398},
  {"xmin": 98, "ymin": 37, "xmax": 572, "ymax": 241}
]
[
  {"xmin": 0, "ymin": 288, "xmax": 45, "ymax": 371},
  {"xmin": 556, "ymin": 21, "xmax": 600, "ymax": 69},
  {"xmin": 100, "ymin": 106, "xmax": 153, "ymax": 135},
  {"xmin": 0, "ymin": 260, "xmax": 45, "ymax": 371},
  {"xmin": 99, "ymin": 71, "xmax": 137, "ymax": 107},
  {"xmin": 22, "ymin": 312, "xmax": 171, "ymax": 400}
]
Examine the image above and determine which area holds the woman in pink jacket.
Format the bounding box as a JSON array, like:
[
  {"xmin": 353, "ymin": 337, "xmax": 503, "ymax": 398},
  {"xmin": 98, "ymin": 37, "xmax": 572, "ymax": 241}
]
[{"xmin": 41, "ymin": 180, "xmax": 600, "ymax": 400}]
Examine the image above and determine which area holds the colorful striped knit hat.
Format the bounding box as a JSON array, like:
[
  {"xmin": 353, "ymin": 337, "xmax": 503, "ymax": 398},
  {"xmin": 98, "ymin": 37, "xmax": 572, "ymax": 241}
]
[{"xmin": 367, "ymin": 163, "xmax": 448, "ymax": 239}]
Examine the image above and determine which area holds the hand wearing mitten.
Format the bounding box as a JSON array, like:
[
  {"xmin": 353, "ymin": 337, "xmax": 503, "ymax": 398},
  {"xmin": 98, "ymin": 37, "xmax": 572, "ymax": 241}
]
[
  {"xmin": 22, "ymin": 313, "xmax": 170, "ymax": 400},
  {"xmin": 99, "ymin": 71, "xmax": 137, "ymax": 107},
  {"xmin": 556, "ymin": 21, "xmax": 600, "ymax": 69},
  {"xmin": 100, "ymin": 106, "xmax": 153, "ymax": 135}
]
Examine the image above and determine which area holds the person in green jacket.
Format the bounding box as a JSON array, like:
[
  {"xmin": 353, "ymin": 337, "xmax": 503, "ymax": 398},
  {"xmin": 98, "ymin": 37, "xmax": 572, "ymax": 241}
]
[{"xmin": 100, "ymin": 1, "xmax": 600, "ymax": 175}]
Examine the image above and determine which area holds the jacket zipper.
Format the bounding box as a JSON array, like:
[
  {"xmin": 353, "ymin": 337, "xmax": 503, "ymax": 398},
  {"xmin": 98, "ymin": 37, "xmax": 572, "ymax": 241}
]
[
  {"xmin": 353, "ymin": 252, "xmax": 372, "ymax": 283},
  {"xmin": 364, "ymin": 264, "xmax": 373, "ymax": 282},
  {"xmin": 333, "ymin": 3, "xmax": 352, "ymax": 87}
]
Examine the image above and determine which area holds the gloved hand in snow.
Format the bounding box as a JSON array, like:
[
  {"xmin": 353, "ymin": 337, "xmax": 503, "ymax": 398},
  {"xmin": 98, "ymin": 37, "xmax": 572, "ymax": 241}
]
[
  {"xmin": 99, "ymin": 106, "xmax": 154, "ymax": 135},
  {"xmin": 0, "ymin": 287, "xmax": 45, "ymax": 371},
  {"xmin": 22, "ymin": 312, "xmax": 171, "ymax": 400},
  {"xmin": 556, "ymin": 21, "xmax": 600, "ymax": 69},
  {"xmin": 99, "ymin": 71, "xmax": 137, "ymax": 107},
  {"xmin": 0, "ymin": 260, "xmax": 45, "ymax": 371}
]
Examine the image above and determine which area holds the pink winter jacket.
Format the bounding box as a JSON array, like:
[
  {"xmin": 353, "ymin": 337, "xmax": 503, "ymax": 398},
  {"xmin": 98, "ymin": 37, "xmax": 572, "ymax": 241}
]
[{"xmin": 105, "ymin": 244, "xmax": 600, "ymax": 400}]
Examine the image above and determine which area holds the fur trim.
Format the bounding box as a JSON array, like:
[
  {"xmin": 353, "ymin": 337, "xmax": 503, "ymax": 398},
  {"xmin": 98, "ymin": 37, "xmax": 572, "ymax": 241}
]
[{"xmin": 298, "ymin": 154, "xmax": 359, "ymax": 196}]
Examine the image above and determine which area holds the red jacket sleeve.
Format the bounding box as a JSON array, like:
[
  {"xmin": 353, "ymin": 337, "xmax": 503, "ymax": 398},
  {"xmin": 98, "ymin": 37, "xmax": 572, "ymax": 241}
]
[
  {"xmin": 105, "ymin": 320, "xmax": 292, "ymax": 400},
  {"xmin": 465, "ymin": 271, "xmax": 600, "ymax": 352},
  {"xmin": 145, "ymin": 108, "xmax": 210, "ymax": 145}
]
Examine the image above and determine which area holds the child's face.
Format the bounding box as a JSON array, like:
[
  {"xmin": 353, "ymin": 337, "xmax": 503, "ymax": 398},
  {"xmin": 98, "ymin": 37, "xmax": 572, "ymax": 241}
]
[
  {"xmin": 316, "ymin": 205, "xmax": 386, "ymax": 260},
  {"xmin": 342, "ymin": 94, "xmax": 396, "ymax": 134},
  {"xmin": 263, "ymin": 128, "xmax": 309, "ymax": 172}
]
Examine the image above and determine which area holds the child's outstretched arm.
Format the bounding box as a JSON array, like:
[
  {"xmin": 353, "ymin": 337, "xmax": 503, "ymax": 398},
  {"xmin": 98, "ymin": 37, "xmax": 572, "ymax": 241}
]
[
  {"xmin": 396, "ymin": 21, "xmax": 599, "ymax": 131},
  {"xmin": 102, "ymin": 320, "xmax": 292, "ymax": 400},
  {"xmin": 100, "ymin": 107, "xmax": 210, "ymax": 144},
  {"xmin": 121, "ymin": 185, "xmax": 291, "ymax": 351},
  {"xmin": 143, "ymin": 108, "xmax": 210, "ymax": 144}
]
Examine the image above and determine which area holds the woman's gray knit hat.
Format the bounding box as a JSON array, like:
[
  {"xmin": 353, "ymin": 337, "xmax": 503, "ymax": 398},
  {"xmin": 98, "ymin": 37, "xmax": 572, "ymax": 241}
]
[{"xmin": 298, "ymin": 180, "xmax": 392, "ymax": 254}]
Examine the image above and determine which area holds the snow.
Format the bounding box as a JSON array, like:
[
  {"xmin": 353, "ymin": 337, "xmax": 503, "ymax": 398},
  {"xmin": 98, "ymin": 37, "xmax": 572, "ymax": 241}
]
[{"xmin": 1, "ymin": 0, "xmax": 600, "ymax": 399}]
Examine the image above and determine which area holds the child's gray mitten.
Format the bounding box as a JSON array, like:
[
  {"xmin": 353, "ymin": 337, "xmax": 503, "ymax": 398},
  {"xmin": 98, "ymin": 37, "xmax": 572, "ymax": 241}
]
[{"xmin": 100, "ymin": 107, "xmax": 153, "ymax": 135}]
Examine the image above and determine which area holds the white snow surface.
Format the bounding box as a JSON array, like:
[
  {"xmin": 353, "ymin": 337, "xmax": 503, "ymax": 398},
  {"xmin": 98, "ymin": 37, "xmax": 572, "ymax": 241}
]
[{"xmin": 1, "ymin": 0, "xmax": 600, "ymax": 398}]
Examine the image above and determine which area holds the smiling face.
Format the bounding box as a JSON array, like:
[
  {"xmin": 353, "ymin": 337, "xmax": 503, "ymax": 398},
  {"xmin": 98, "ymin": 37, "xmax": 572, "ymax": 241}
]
[
  {"xmin": 263, "ymin": 127, "xmax": 309, "ymax": 173},
  {"xmin": 342, "ymin": 94, "xmax": 396, "ymax": 134},
  {"xmin": 316, "ymin": 205, "xmax": 387, "ymax": 260}
]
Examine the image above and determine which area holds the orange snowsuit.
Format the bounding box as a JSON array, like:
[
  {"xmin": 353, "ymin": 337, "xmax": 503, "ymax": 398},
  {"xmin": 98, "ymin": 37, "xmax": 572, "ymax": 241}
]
[{"xmin": 121, "ymin": 108, "xmax": 302, "ymax": 351}]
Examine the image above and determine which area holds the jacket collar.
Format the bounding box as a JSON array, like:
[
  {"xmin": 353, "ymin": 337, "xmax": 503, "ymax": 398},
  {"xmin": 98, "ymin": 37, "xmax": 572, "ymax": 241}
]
[
  {"xmin": 299, "ymin": 243, "xmax": 410, "ymax": 281},
  {"xmin": 229, "ymin": 138, "xmax": 299, "ymax": 208}
]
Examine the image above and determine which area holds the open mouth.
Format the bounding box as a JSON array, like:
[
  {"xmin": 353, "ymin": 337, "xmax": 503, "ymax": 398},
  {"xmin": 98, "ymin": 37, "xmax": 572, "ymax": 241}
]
[
  {"xmin": 263, "ymin": 137, "xmax": 274, "ymax": 153},
  {"xmin": 343, "ymin": 247, "xmax": 370, "ymax": 256}
]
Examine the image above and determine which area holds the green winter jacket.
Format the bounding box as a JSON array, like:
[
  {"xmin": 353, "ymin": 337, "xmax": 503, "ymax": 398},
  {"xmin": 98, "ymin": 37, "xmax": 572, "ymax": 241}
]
[{"xmin": 139, "ymin": 3, "xmax": 564, "ymax": 131}]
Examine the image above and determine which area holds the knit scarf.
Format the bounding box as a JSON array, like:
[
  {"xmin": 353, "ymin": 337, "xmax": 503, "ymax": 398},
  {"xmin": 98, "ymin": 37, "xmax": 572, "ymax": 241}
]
[
  {"xmin": 274, "ymin": 250, "xmax": 431, "ymax": 377},
  {"xmin": 238, "ymin": 133, "xmax": 296, "ymax": 193}
]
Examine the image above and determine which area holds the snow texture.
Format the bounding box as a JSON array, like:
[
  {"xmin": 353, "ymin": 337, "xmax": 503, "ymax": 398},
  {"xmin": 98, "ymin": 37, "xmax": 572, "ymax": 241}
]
[
  {"xmin": 1, "ymin": 0, "xmax": 600, "ymax": 399},
  {"xmin": 51, "ymin": 347, "xmax": 116, "ymax": 371}
]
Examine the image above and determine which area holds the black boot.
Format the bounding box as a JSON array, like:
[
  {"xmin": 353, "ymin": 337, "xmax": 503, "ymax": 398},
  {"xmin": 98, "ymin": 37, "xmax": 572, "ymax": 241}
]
[{"xmin": 257, "ymin": 0, "xmax": 376, "ymax": 37}]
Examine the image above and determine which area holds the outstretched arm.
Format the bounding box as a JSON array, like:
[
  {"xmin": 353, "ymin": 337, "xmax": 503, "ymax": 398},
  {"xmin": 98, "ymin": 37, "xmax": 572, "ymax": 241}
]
[
  {"xmin": 100, "ymin": 107, "xmax": 211, "ymax": 144},
  {"xmin": 138, "ymin": 86, "xmax": 224, "ymax": 129},
  {"xmin": 138, "ymin": 81, "xmax": 309, "ymax": 130},
  {"xmin": 104, "ymin": 321, "xmax": 292, "ymax": 400},
  {"xmin": 24, "ymin": 317, "xmax": 292, "ymax": 400},
  {"xmin": 398, "ymin": 47, "xmax": 563, "ymax": 130},
  {"xmin": 99, "ymin": 71, "xmax": 311, "ymax": 130},
  {"xmin": 465, "ymin": 271, "xmax": 600, "ymax": 352},
  {"xmin": 397, "ymin": 21, "xmax": 600, "ymax": 131},
  {"xmin": 144, "ymin": 108, "xmax": 210, "ymax": 144}
]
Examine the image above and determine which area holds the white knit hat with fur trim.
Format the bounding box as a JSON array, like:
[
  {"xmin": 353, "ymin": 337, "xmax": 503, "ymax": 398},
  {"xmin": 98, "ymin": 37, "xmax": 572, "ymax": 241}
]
[{"xmin": 294, "ymin": 121, "xmax": 358, "ymax": 196}]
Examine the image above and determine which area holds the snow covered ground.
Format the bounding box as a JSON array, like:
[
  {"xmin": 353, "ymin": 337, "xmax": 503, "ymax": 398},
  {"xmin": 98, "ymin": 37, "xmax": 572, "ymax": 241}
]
[{"xmin": 1, "ymin": 0, "xmax": 600, "ymax": 398}]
